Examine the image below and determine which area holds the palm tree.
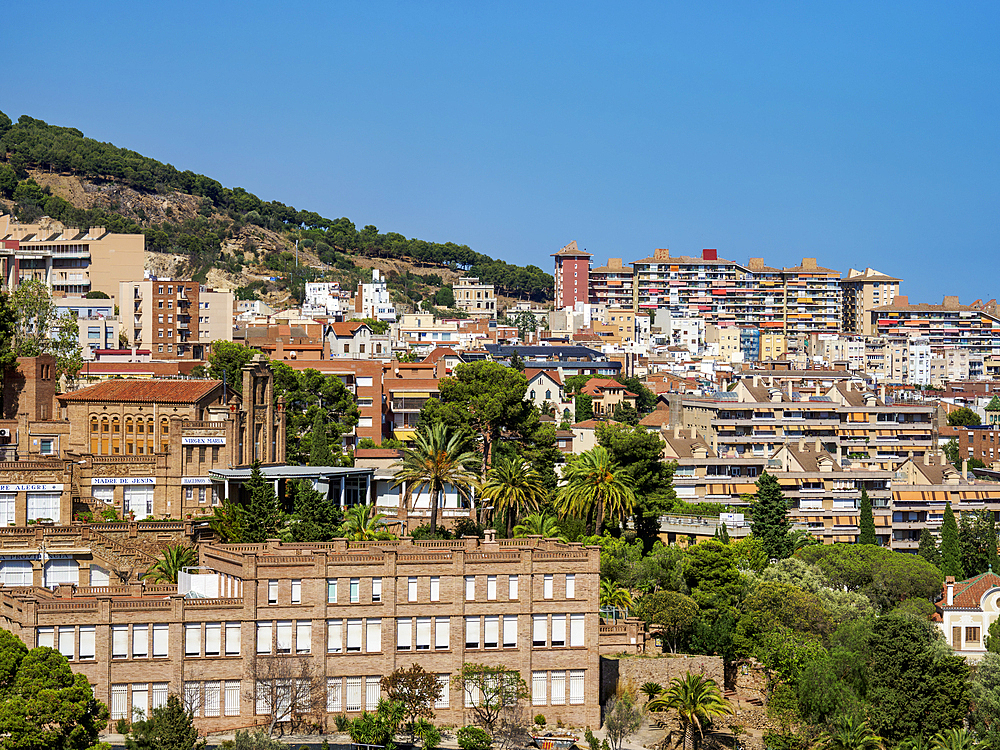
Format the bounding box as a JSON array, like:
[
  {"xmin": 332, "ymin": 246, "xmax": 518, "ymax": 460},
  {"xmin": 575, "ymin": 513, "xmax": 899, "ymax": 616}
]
[
  {"xmin": 513, "ymin": 512, "xmax": 566, "ymax": 541},
  {"xmin": 342, "ymin": 504, "xmax": 390, "ymax": 541},
  {"xmin": 814, "ymin": 717, "xmax": 883, "ymax": 750},
  {"xmin": 555, "ymin": 447, "xmax": 635, "ymax": 534},
  {"xmin": 640, "ymin": 682, "xmax": 664, "ymax": 702},
  {"xmin": 600, "ymin": 579, "xmax": 633, "ymax": 617},
  {"xmin": 480, "ymin": 457, "xmax": 547, "ymax": 536},
  {"xmin": 393, "ymin": 423, "xmax": 479, "ymax": 534},
  {"xmin": 929, "ymin": 729, "xmax": 987, "ymax": 750},
  {"xmin": 647, "ymin": 673, "xmax": 733, "ymax": 750},
  {"xmin": 144, "ymin": 545, "xmax": 198, "ymax": 584}
]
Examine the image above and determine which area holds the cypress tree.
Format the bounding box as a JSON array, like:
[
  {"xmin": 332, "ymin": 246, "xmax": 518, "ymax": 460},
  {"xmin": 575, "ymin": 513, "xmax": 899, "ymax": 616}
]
[
  {"xmin": 750, "ymin": 471, "xmax": 791, "ymax": 561},
  {"xmin": 917, "ymin": 527, "xmax": 940, "ymax": 567},
  {"xmin": 858, "ymin": 488, "xmax": 876, "ymax": 545},
  {"xmin": 989, "ymin": 510, "xmax": 999, "ymax": 573},
  {"xmin": 308, "ymin": 411, "xmax": 335, "ymax": 466},
  {"xmin": 242, "ymin": 461, "xmax": 281, "ymax": 543},
  {"xmin": 940, "ymin": 501, "xmax": 965, "ymax": 579}
]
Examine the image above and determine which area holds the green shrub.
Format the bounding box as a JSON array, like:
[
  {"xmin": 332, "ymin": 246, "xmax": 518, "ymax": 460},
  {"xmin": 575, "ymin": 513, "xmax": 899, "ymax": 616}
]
[
  {"xmin": 334, "ymin": 714, "xmax": 350, "ymax": 731},
  {"xmin": 534, "ymin": 714, "xmax": 546, "ymax": 727},
  {"xmin": 457, "ymin": 725, "xmax": 493, "ymax": 750}
]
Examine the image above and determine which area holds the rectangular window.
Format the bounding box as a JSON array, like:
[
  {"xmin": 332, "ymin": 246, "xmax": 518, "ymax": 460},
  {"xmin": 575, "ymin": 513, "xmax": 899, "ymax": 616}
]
[
  {"xmin": 290, "ymin": 579, "xmax": 301, "ymax": 604},
  {"xmin": 111, "ymin": 684, "xmax": 128, "ymax": 720},
  {"xmin": 436, "ymin": 674, "xmax": 449, "ymax": 709},
  {"xmin": 566, "ymin": 574, "xmax": 576, "ymax": 599},
  {"xmin": 544, "ymin": 574, "xmax": 553, "ymax": 599},
  {"xmin": 225, "ymin": 622, "xmax": 241, "ymax": 656},
  {"xmin": 203, "ymin": 622, "xmax": 221, "ymax": 656},
  {"xmin": 465, "ymin": 617, "xmax": 480, "ymax": 649},
  {"xmin": 185, "ymin": 681, "xmax": 201, "ymax": 717},
  {"xmin": 296, "ymin": 621, "xmax": 311, "ymax": 654},
  {"xmin": 79, "ymin": 626, "xmax": 95, "ymax": 660},
  {"xmin": 570, "ymin": 614, "xmax": 585, "ymax": 647},
  {"xmin": 435, "ymin": 617, "xmax": 450, "ymax": 650},
  {"xmin": 255, "ymin": 681, "xmax": 268, "ymax": 715},
  {"xmin": 367, "ymin": 619, "xmax": 382, "ymax": 653},
  {"xmin": 327, "ymin": 678, "xmax": 342, "ymax": 712},
  {"xmin": 487, "ymin": 575, "xmax": 497, "ymax": 601},
  {"xmin": 276, "ymin": 621, "xmax": 293, "ymax": 654},
  {"xmin": 416, "ymin": 617, "xmax": 432, "ymax": 650},
  {"xmin": 509, "ymin": 575, "xmax": 518, "ymax": 600},
  {"xmin": 484, "ymin": 616, "xmax": 499, "ymax": 649},
  {"xmin": 132, "ymin": 624, "xmax": 148, "ymax": 659},
  {"xmin": 372, "ymin": 578, "xmax": 382, "ymax": 603},
  {"xmin": 532, "ymin": 671, "xmax": 547, "ymax": 706},
  {"xmin": 551, "ymin": 615, "xmax": 566, "ymax": 647},
  {"xmin": 503, "ymin": 615, "xmax": 517, "ymax": 648},
  {"xmin": 111, "ymin": 625, "xmax": 127, "ymax": 658},
  {"xmin": 350, "ymin": 578, "xmax": 360, "ymax": 603},
  {"xmin": 185, "ymin": 623, "xmax": 201, "ymax": 657},
  {"xmin": 397, "ymin": 618, "xmax": 412, "ymax": 651},
  {"xmin": 204, "ymin": 681, "xmax": 221, "ymax": 717},
  {"xmin": 149, "ymin": 624, "xmax": 168, "ymax": 658},
  {"xmin": 327, "ymin": 578, "xmax": 337, "ymax": 603},
  {"xmin": 533, "ymin": 615, "xmax": 547, "ymax": 647},
  {"xmin": 408, "ymin": 577, "xmax": 417, "ymax": 602},
  {"xmin": 327, "ymin": 620, "xmax": 343, "ymax": 653},
  {"xmin": 551, "ymin": 671, "xmax": 566, "ymax": 705},
  {"xmin": 59, "ymin": 626, "xmax": 75, "ymax": 659},
  {"xmin": 346, "ymin": 676, "xmax": 364, "ymax": 713},
  {"xmin": 465, "ymin": 576, "xmax": 475, "ymax": 601},
  {"xmin": 430, "ymin": 576, "xmax": 440, "ymax": 602},
  {"xmin": 569, "ymin": 670, "xmax": 585, "ymax": 704},
  {"xmin": 366, "ymin": 676, "xmax": 380, "ymax": 711},
  {"xmin": 967, "ymin": 627, "xmax": 982, "ymax": 643},
  {"xmin": 256, "ymin": 622, "xmax": 272, "ymax": 654},
  {"xmin": 347, "ymin": 619, "xmax": 362, "ymax": 652},
  {"xmin": 268, "ymin": 580, "xmax": 278, "ymax": 605},
  {"xmin": 153, "ymin": 683, "xmax": 169, "ymax": 711},
  {"xmin": 225, "ymin": 681, "xmax": 241, "ymax": 716}
]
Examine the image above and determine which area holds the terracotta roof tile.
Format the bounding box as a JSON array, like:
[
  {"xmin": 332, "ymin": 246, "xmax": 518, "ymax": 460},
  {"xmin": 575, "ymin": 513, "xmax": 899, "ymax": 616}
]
[
  {"xmin": 59, "ymin": 379, "xmax": 224, "ymax": 404},
  {"xmin": 944, "ymin": 570, "xmax": 1000, "ymax": 610}
]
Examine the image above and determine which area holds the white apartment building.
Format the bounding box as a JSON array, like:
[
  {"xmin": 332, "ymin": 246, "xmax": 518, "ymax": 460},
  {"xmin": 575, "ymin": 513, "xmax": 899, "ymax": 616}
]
[
  {"xmin": 303, "ymin": 282, "xmax": 350, "ymax": 319},
  {"xmin": 355, "ymin": 269, "xmax": 396, "ymax": 322},
  {"xmin": 654, "ymin": 311, "xmax": 705, "ymax": 355}
]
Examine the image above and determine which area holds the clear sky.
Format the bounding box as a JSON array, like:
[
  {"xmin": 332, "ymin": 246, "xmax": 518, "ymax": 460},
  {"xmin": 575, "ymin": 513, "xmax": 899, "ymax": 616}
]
[{"xmin": 4, "ymin": 1, "xmax": 998, "ymax": 303}]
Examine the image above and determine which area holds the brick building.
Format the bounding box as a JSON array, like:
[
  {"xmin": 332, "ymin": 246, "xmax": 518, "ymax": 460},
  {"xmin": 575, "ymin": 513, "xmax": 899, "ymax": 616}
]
[{"xmin": 0, "ymin": 536, "xmax": 602, "ymax": 733}]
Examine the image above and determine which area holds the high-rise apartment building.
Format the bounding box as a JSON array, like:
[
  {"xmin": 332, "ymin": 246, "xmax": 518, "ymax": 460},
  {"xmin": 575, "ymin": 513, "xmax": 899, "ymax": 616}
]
[
  {"xmin": 871, "ymin": 296, "xmax": 1000, "ymax": 357},
  {"xmin": 119, "ymin": 280, "xmax": 234, "ymax": 360},
  {"xmin": 588, "ymin": 258, "xmax": 633, "ymax": 308},
  {"xmin": 841, "ymin": 267, "xmax": 900, "ymax": 334},
  {"xmin": 551, "ymin": 241, "xmax": 591, "ymax": 309}
]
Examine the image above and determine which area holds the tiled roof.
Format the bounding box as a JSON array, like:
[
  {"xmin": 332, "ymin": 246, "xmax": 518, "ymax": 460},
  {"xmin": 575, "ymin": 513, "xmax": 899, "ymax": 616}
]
[
  {"xmin": 355, "ymin": 448, "xmax": 404, "ymax": 459},
  {"xmin": 573, "ymin": 419, "xmax": 620, "ymax": 430},
  {"xmin": 639, "ymin": 411, "xmax": 671, "ymax": 427},
  {"xmin": 59, "ymin": 379, "xmax": 224, "ymax": 404},
  {"xmin": 524, "ymin": 368, "xmax": 563, "ymax": 386},
  {"xmin": 328, "ymin": 322, "xmax": 368, "ymax": 336},
  {"xmin": 944, "ymin": 570, "xmax": 1000, "ymax": 610},
  {"xmin": 551, "ymin": 240, "xmax": 591, "ymax": 257}
]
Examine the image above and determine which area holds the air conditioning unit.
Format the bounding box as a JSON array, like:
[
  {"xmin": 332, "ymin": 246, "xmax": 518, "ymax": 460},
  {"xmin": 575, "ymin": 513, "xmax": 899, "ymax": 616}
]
[{"xmin": 0, "ymin": 429, "xmax": 11, "ymax": 438}]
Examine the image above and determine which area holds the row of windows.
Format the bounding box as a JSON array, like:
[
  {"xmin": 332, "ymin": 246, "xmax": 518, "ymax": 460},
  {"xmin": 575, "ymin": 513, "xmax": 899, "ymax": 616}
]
[
  {"xmin": 316, "ymin": 574, "xmax": 576, "ymax": 606},
  {"xmin": 531, "ymin": 670, "xmax": 586, "ymax": 706}
]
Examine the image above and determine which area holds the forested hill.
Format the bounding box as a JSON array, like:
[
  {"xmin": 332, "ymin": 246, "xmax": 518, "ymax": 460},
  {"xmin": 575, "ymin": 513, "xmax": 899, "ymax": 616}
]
[{"xmin": 0, "ymin": 111, "xmax": 553, "ymax": 302}]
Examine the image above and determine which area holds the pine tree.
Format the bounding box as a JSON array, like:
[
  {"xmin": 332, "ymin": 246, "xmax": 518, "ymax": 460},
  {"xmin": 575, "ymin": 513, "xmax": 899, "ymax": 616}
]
[
  {"xmin": 940, "ymin": 501, "xmax": 966, "ymax": 579},
  {"xmin": 308, "ymin": 411, "xmax": 335, "ymax": 466},
  {"xmin": 242, "ymin": 461, "xmax": 282, "ymax": 543},
  {"xmin": 989, "ymin": 510, "xmax": 999, "ymax": 573},
  {"xmin": 750, "ymin": 471, "xmax": 791, "ymax": 561},
  {"xmin": 858, "ymin": 488, "xmax": 876, "ymax": 545},
  {"xmin": 125, "ymin": 694, "xmax": 205, "ymax": 750},
  {"xmin": 917, "ymin": 527, "xmax": 941, "ymax": 567}
]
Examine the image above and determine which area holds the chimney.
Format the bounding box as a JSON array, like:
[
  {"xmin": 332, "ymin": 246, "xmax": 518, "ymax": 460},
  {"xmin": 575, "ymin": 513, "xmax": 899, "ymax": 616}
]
[
  {"xmin": 798, "ymin": 437, "xmax": 805, "ymax": 452},
  {"xmin": 690, "ymin": 427, "xmax": 697, "ymax": 439},
  {"xmin": 702, "ymin": 249, "xmax": 718, "ymax": 261},
  {"xmin": 753, "ymin": 374, "xmax": 759, "ymax": 388},
  {"xmin": 815, "ymin": 437, "xmax": 822, "ymax": 452},
  {"xmin": 801, "ymin": 258, "xmax": 817, "ymax": 270},
  {"xmin": 483, "ymin": 528, "xmax": 497, "ymax": 543},
  {"xmin": 962, "ymin": 459, "xmax": 968, "ymax": 480},
  {"xmin": 947, "ymin": 577, "xmax": 955, "ymax": 605},
  {"xmin": 673, "ymin": 424, "xmax": 680, "ymax": 439},
  {"xmin": 711, "ymin": 434, "xmax": 718, "ymax": 455},
  {"xmin": 654, "ymin": 248, "xmax": 670, "ymax": 260},
  {"xmin": 924, "ymin": 451, "xmax": 930, "ymax": 466},
  {"xmin": 943, "ymin": 296, "xmax": 960, "ymax": 310}
]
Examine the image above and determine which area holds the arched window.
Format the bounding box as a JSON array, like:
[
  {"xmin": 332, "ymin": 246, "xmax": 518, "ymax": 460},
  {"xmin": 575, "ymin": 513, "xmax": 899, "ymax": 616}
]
[
  {"xmin": 125, "ymin": 417, "xmax": 134, "ymax": 455},
  {"xmin": 111, "ymin": 417, "xmax": 121, "ymax": 455},
  {"xmin": 90, "ymin": 417, "xmax": 99, "ymax": 454},
  {"xmin": 146, "ymin": 418, "xmax": 155, "ymax": 454},
  {"xmin": 545, "ymin": 390, "xmax": 552, "ymax": 400},
  {"xmin": 530, "ymin": 390, "xmax": 536, "ymax": 400},
  {"xmin": 100, "ymin": 417, "xmax": 110, "ymax": 455},
  {"xmin": 160, "ymin": 418, "xmax": 170, "ymax": 454}
]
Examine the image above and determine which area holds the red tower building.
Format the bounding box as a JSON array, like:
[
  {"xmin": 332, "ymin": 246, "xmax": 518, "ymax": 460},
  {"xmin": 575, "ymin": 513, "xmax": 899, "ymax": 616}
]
[{"xmin": 552, "ymin": 241, "xmax": 592, "ymax": 309}]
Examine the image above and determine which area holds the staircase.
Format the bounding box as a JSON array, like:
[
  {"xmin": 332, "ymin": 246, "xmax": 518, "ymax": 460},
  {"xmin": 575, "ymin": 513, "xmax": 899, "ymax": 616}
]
[{"xmin": 87, "ymin": 530, "xmax": 157, "ymax": 582}]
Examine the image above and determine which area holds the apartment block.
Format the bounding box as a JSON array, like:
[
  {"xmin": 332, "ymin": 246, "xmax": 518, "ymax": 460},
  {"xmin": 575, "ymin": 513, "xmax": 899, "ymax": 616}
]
[
  {"xmin": 841, "ymin": 267, "xmax": 901, "ymax": 335},
  {"xmin": 0, "ymin": 215, "xmax": 144, "ymax": 299},
  {"xmin": 871, "ymin": 296, "xmax": 1000, "ymax": 357},
  {"xmin": 588, "ymin": 258, "xmax": 633, "ymax": 309},
  {"xmin": 119, "ymin": 280, "xmax": 234, "ymax": 360},
  {"xmin": 453, "ymin": 277, "xmax": 497, "ymax": 318},
  {"xmin": 552, "ymin": 241, "xmax": 591, "ymax": 309},
  {"xmin": 355, "ymin": 269, "xmax": 396, "ymax": 322},
  {"xmin": 0, "ymin": 536, "xmax": 602, "ymax": 733}
]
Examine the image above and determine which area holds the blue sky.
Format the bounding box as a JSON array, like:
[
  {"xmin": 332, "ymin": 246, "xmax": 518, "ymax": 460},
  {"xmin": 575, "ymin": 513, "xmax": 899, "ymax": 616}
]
[{"xmin": 4, "ymin": 1, "xmax": 998, "ymax": 303}]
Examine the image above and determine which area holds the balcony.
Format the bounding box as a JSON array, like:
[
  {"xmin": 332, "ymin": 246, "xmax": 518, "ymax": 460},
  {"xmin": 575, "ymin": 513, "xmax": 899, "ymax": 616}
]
[{"xmin": 391, "ymin": 397, "xmax": 430, "ymax": 412}]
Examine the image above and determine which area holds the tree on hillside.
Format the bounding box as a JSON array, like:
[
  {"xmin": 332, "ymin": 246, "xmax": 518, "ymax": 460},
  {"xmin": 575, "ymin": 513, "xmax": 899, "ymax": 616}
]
[
  {"xmin": 0, "ymin": 629, "xmax": 109, "ymax": 749},
  {"xmin": 958, "ymin": 508, "xmax": 1000, "ymax": 577},
  {"xmin": 10, "ymin": 279, "xmax": 81, "ymax": 376},
  {"xmin": 307, "ymin": 412, "xmax": 334, "ymax": 466},
  {"xmin": 940, "ymin": 501, "xmax": 965, "ymax": 579},
  {"xmin": 948, "ymin": 407, "xmax": 981, "ymax": 427},
  {"xmin": 286, "ymin": 479, "xmax": 343, "ymax": 542},
  {"xmin": 612, "ymin": 401, "xmax": 640, "ymax": 425},
  {"xmin": 272, "ymin": 363, "xmax": 358, "ymax": 465},
  {"xmin": 615, "ymin": 376, "xmax": 657, "ymax": 414},
  {"xmin": 556, "ymin": 446, "xmax": 635, "ymax": 535},
  {"xmin": 381, "ymin": 664, "xmax": 443, "ymax": 741},
  {"xmin": 574, "ymin": 394, "xmax": 593, "ymax": 423},
  {"xmin": 647, "ymin": 673, "xmax": 732, "ymax": 750},
  {"xmin": 750, "ymin": 472, "xmax": 790, "ymax": 561},
  {"xmin": 918, "ymin": 527, "xmax": 941, "ymax": 567},
  {"xmin": 635, "ymin": 590, "xmax": 699, "ymax": 653},
  {"xmin": 144, "ymin": 545, "xmax": 198, "ymax": 584},
  {"xmin": 858, "ymin": 488, "xmax": 876, "ymax": 545},
  {"xmin": 480, "ymin": 456, "xmax": 547, "ymax": 536},
  {"xmin": 242, "ymin": 461, "xmax": 281, "ymax": 543},
  {"xmin": 125, "ymin": 694, "xmax": 205, "ymax": 750}
]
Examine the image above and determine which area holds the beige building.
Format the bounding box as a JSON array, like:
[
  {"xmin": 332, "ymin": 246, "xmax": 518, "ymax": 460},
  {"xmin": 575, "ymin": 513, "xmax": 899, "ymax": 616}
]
[
  {"xmin": 454, "ymin": 276, "xmax": 497, "ymax": 318},
  {"xmin": 0, "ymin": 215, "xmax": 144, "ymax": 299},
  {"xmin": 706, "ymin": 325, "xmax": 741, "ymax": 362},
  {"xmin": 120, "ymin": 280, "xmax": 234, "ymax": 360},
  {"xmin": 0, "ymin": 535, "xmax": 602, "ymax": 734},
  {"xmin": 841, "ymin": 267, "xmax": 900, "ymax": 335}
]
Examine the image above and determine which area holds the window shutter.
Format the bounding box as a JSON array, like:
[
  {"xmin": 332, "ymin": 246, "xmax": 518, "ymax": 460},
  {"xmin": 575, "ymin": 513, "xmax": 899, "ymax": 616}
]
[
  {"xmin": 225, "ymin": 622, "xmax": 241, "ymax": 655},
  {"xmin": 570, "ymin": 614, "xmax": 585, "ymax": 647},
  {"xmin": 487, "ymin": 575, "xmax": 497, "ymax": 600},
  {"xmin": 38, "ymin": 627, "xmax": 54, "ymax": 649},
  {"xmin": 416, "ymin": 617, "xmax": 432, "ymax": 650},
  {"xmin": 551, "ymin": 615, "xmax": 566, "ymax": 647},
  {"xmin": 543, "ymin": 574, "xmax": 553, "ymax": 599},
  {"xmin": 58, "ymin": 627, "xmax": 75, "ymax": 659},
  {"xmin": 152, "ymin": 624, "xmax": 169, "ymax": 657},
  {"xmin": 430, "ymin": 576, "xmax": 440, "ymax": 601},
  {"xmin": 256, "ymin": 622, "xmax": 272, "ymax": 654},
  {"xmin": 132, "ymin": 624, "xmax": 149, "ymax": 658},
  {"xmin": 366, "ymin": 619, "xmax": 381, "ymax": 653},
  {"xmin": 366, "ymin": 676, "xmax": 381, "ymax": 711},
  {"xmin": 152, "ymin": 683, "xmax": 169, "ymax": 711},
  {"xmin": 296, "ymin": 621, "xmax": 311, "ymax": 653},
  {"xmin": 346, "ymin": 676, "xmax": 363, "ymax": 712},
  {"xmin": 79, "ymin": 626, "xmax": 96, "ymax": 660},
  {"xmin": 111, "ymin": 684, "xmax": 128, "ymax": 720},
  {"xmin": 508, "ymin": 574, "xmax": 518, "ymax": 599},
  {"xmin": 327, "ymin": 678, "xmax": 342, "ymax": 712},
  {"xmin": 435, "ymin": 617, "xmax": 450, "ymax": 649},
  {"xmin": 397, "ymin": 618, "xmax": 412, "ymax": 651},
  {"xmin": 465, "ymin": 576, "xmax": 475, "ymax": 601},
  {"xmin": 569, "ymin": 670, "xmax": 584, "ymax": 704},
  {"xmin": 204, "ymin": 681, "xmax": 221, "ymax": 717},
  {"xmin": 465, "ymin": 616, "xmax": 480, "ymax": 649},
  {"xmin": 566, "ymin": 574, "xmax": 576, "ymax": 599},
  {"xmin": 373, "ymin": 577, "xmax": 382, "ymax": 602},
  {"xmin": 533, "ymin": 615, "xmax": 547, "ymax": 647},
  {"xmin": 205, "ymin": 623, "xmax": 221, "ymax": 656},
  {"xmin": 436, "ymin": 674, "xmax": 449, "ymax": 708},
  {"xmin": 327, "ymin": 619, "xmax": 342, "ymax": 653},
  {"xmin": 408, "ymin": 577, "xmax": 417, "ymax": 601},
  {"xmin": 185, "ymin": 624, "xmax": 201, "ymax": 656},
  {"xmin": 276, "ymin": 621, "xmax": 293, "ymax": 653},
  {"xmin": 551, "ymin": 671, "xmax": 566, "ymax": 704},
  {"xmin": 225, "ymin": 681, "xmax": 241, "ymax": 716},
  {"xmin": 484, "ymin": 616, "xmax": 499, "ymax": 648},
  {"xmin": 503, "ymin": 615, "xmax": 517, "ymax": 648},
  {"xmin": 347, "ymin": 619, "xmax": 362, "ymax": 652},
  {"xmin": 532, "ymin": 672, "xmax": 547, "ymax": 705}
]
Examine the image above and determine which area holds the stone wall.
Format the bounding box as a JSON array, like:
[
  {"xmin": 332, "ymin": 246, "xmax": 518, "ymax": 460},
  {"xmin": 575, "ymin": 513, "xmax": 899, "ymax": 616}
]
[{"xmin": 600, "ymin": 653, "xmax": 725, "ymax": 703}]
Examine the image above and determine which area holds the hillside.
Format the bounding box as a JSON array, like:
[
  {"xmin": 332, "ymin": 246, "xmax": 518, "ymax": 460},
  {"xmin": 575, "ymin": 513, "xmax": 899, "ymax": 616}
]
[{"xmin": 0, "ymin": 111, "xmax": 553, "ymax": 311}]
